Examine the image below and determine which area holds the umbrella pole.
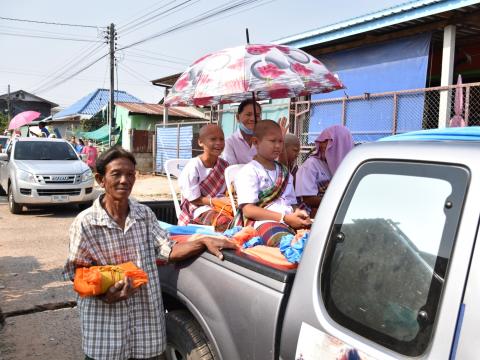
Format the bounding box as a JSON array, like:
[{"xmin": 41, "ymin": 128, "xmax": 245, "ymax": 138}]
[{"xmin": 252, "ymin": 91, "xmax": 258, "ymax": 124}]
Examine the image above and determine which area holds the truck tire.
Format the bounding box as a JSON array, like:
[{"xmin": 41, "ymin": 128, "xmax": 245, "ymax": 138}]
[
  {"xmin": 165, "ymin": 310, "xmax": 214, "ymax": 360},
  {"xmin": 8, "ymin": 185, "xmax": 22, "ymax": 214}
]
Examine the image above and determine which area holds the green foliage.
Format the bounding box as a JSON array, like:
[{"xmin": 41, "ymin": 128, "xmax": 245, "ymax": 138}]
[{"xmin": 0, "ymin": 113, "xmax": 8, "ymax": 133}]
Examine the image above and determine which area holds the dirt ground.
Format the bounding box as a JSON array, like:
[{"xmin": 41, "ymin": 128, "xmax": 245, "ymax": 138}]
[{"xmin": 0, "ymin": 175, "xmax": 176, "ymax": 360}]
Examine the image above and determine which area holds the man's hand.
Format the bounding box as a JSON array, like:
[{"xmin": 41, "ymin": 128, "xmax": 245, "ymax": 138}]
[
  {"xmin": 284, "ymin": 208, "xmax": 312, "ymax": 229},
  {"xmin": 198, "ymin": 236, "xmax": 238, "ymax": 260},
  {"xmin": 101, "ymin": 277, "xmax": 138, "ymax": 304}
]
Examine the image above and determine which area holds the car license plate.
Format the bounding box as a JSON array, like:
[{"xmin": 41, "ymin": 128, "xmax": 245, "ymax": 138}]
[{"xmin": 52, "ymin": 195, "xmax": 69, "ymax": 202}]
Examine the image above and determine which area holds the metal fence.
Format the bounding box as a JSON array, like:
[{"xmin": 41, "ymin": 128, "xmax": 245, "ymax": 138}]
[{"xmin": 292, "ymin": 82, "xmax": 480, "ymax": 163}]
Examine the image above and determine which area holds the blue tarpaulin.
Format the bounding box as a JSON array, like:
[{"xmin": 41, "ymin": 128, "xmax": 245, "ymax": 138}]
[
  {"xmin": 309, "ymin": 33, "xmax": 431, "ymax": 142},
  {"xmin": 155, "ymin": 126, "xmax": 193, "ymax": 173},
  {"xmin": 379, "ymin": 126, "xmax": 480, "ymax": 142}
]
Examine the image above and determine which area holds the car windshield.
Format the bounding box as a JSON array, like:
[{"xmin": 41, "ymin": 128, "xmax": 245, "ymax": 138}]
[{"xmin": 14, "ymin": 141, "xmax": 79, "ymax": 160}]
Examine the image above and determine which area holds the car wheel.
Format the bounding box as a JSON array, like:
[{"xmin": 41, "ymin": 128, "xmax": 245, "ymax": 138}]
[
  {"xmin": 8, "ymin": 185, "xmax": 22, "ymax": 214},
  {"xmin": 165, "ymin": 310, "xmax": 215, "ymax": 360},
  {"xmin": 78, "ymin": 201, "xmax": 93, "ymax": 211}
]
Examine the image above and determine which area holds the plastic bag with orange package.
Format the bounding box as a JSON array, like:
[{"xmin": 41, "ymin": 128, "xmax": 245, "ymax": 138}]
[{"xmin": 73, "ymin": 262, "xmax": 148, "ymax": 297}]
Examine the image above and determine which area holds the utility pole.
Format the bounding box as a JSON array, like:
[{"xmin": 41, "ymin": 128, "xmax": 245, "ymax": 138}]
[
  {"xmin": 7, "ymin": 84, "xmax": 11, "ymax": 121},
  {"xmin": 108, "ymin": 23, "xmax": 116, "ymax": 147}
]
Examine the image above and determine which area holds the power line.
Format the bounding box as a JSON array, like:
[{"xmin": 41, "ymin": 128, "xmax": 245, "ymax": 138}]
[
  {"xmin": 0, "ymin": 16, "xmax": 100, "ymax": 29},
  {"xmin": 126, "ymin": 47, "xmax": 190, "ymax": 62},
  {"xmin": 124, "ymin": 50, "xmax": 189, "ymax": 65},
  {"xmin": 118, "ymin": 0, "xmax": 177, "ymax": 30},
  {"xmin": 34, "ymin": 52, "xmax": 109, "ymax": 95},
  {"xmin": 120, "ymin": 0, "xmax": 199, "ymax": 36},
  {"xmin": 0, "ymin": 31, "xmax": 101, "ymax": 42},
  {"xmin": 124, "ymin": 57, "xmax": 186, "ymax": 71},
  {"xmin": 32, "ymin": 43, "xmax": 106, "ymax": 93},
  {"xmin": 118, "ymin": 0, "xmax": 266, "ymax": 51},
  {"xmin": 0, "ymin": 24, "xmax": 99, "ymax": 39}
]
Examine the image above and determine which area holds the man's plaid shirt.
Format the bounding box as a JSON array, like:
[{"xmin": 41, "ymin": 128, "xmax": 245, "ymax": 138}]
[{"xmin": 64, "ymin": 197, "xmax": 174, "ymax": 360}]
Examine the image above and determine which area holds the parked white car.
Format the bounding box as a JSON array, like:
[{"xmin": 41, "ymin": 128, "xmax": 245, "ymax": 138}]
[{"xmin": 0, "ymin": 137, "xmax": 96, "ymax": 214}]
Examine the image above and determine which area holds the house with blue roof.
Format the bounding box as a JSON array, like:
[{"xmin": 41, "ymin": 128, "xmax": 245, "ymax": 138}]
[
  {"xmin": 49, "ymin": 88, "xmax": 143, "ymax": 138},
  {"xmin": 273, "ymin": 0, "xmax": 480, "ymax": 144}
]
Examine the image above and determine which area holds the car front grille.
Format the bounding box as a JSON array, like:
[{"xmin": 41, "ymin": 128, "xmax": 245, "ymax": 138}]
[
  {"xmin": 35, "ymin": 175, "xmax": 78, "ymax": 184},
  {"xmin": 37, "ymin": 189, "xmax": 81, "ymax": 196}
]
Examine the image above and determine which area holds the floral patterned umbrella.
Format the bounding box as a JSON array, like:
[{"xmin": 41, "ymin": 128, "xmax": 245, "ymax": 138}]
[{"xmin": 164, "ymin": 44, "xmax": 344, "ymax": 107}]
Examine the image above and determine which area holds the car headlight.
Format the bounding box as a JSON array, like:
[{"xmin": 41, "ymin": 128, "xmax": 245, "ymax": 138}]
[
  {"xmin": 18, "ymin": 169, "xmax": 36, "ymax": 183},
  {"xmin": 81, "ymin": 169, "xmax": 93, "ymax": 182}
]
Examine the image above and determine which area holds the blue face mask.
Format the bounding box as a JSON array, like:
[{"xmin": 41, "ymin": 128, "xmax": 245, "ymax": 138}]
[{"xmin": 239, "ymin": 122, "xmax": 254, "ymax": 135}]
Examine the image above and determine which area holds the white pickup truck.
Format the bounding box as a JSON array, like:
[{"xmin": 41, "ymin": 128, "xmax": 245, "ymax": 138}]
[{"xmin": 0, "ymin": 137, "xmax": 96, "ymax": 214}]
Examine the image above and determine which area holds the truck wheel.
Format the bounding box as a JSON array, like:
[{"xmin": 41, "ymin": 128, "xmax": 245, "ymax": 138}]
[
  {"xmin": 165, "ymin": 310, "xmax": 214, "ymax": 360},
  {"xmin": 8, "ymin": 185, "xmax": 22, "ymax": 214}
]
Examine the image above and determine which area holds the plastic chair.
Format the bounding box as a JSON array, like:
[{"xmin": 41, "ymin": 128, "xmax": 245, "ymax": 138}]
[
  {"xmin": 164, "ymin": 158, "xmax": 189, "ymax": 219},
  {"xmin": 224, "ymin": 164, "xmax": 244, "ymax": 215},
  {"xmin": 164, "ymin": 158, "xmax": 214, "ymax": 231}
]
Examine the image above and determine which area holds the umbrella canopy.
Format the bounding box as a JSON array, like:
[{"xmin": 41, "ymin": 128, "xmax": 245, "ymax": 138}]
[
  {"xmin": 449, "ymin": 75, "xmax": 466, "ymax": 128},
  {"xmin": 165, "ymin": 44, "xmax": 343, "ymax": 107},
  {"xmin": 8, "ymin": 111, "xmax": 41, "ymax": 130}
]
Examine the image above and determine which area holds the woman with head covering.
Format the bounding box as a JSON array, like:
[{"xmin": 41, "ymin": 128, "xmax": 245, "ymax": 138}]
[{"xmin": 295, "ymin": 125, "xmax": 354, "ymax": 217}]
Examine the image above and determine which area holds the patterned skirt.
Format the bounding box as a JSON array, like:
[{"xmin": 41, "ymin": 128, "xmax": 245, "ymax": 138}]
[
  {"xmin": 192, "ymin": 210, "xmax": 232, "ymax": 232},
  {"xmin": 256, "ymin": 221, "xmax": 295, "ymax": 247}
]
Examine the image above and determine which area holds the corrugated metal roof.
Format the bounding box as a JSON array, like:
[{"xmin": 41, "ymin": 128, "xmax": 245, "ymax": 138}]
[
  {"xmin": 275, "ymin": 0, "xmax": 480, "ymax": 48},
  {"xmin": 52, "ymin": 89, "xmax": 143, "ymax": 121},
  {"xmin": 115, "ymin": 102, "xmax": 205, "ymax": 119}
]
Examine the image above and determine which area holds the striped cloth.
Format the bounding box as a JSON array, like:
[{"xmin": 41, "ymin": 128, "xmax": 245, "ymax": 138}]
[{"xmin": 178, "ymin": 157, "xmax": 229, "ymax": 227}]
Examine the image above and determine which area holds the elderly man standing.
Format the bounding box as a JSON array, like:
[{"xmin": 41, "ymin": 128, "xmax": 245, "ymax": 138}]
[{"xmin": 64, "ymin": 146, "xmax": 236, "ymax": 360}]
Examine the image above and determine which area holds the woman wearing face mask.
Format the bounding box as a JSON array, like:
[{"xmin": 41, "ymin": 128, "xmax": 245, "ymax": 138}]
[{"xmin": 222, "ymin": 99, "xmax": 262, "ymax": 165}]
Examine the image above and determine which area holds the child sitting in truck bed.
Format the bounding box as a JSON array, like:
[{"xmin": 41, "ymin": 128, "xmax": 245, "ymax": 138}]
[
  {"xmin": 234, "ymin": 120, "xmax": 312, "ymax": 246},
  {"xmin": 295, "ymin": 125, "xmax": 354, "ymax": 217},
  {"xmin": 178, "ymin": 124, "xmax": 232, "ymax": 231}
]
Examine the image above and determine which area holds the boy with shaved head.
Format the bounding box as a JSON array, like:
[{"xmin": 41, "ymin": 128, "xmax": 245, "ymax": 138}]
[
  {"xmin": 234, "ymin": 120, "xmax": 311, "ymax": 246},
  {"xmin": 178, "ymin": 124, "xmax": 232, "ymax": 231}
]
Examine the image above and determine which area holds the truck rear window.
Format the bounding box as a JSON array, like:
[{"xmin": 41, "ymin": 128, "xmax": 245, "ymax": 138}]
[
  {"xmin": 321, "ymin": 161, "xmax": 468, "ymax": 356},
  {"xmin": 14, "ymin": 141, "xmax": 78, "ymax": 161}
]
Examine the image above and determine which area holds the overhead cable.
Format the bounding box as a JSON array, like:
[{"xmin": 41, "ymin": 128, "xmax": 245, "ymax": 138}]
[{"xmin": 0, "ymin": 16, "xmax": 100, "ymax": 29}]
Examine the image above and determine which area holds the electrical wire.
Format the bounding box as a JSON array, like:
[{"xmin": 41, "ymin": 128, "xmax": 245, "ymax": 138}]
[
  {"xmin": 0, "ymin": 24, "xmax": 99, "ymax": 39},
  {"xmin": 32, "ymin": 42, "xmax": 107, "ymax": 93},
  {"xmin": 126, "ymin": 47, "xmax": 190, "ymax": 62},
  {"xmin": 118, "ymin": 0, "xmax": 178, "ymax": 30},
  {"xmin": 124, "ymin": 57, "xmax": 186, "ymax": 71},
  {"xmin": 0, "ymin": 16, "xmax": 99, "ymax": 29},
  {"xmin": 118, "ymin": 0, "xmax": 265, "ymax": 51},
  {"xmin": 34, "ymin": 52, "xmax": 109, "ymax": 95},
  {"xmin": 120, "ymin": 0, "xmax": 200, "ymax": 36},
  {"xmin": 124, "ymin": 50, "xmax": 189, "ymax": 65},
  {"xmin": 0, "ymin": 31, "xmax": 101, "ymax": 42}
]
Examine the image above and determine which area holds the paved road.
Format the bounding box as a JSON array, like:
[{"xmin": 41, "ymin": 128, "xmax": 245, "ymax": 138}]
[{"xmin": 0, "ymin": 197, "xmax": 83, "ymax": 359}]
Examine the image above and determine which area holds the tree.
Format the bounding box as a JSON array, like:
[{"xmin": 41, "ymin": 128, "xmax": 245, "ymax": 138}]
[{"xmin": 0, "ymin": 113, "xmax": 8, "ymax": 134}]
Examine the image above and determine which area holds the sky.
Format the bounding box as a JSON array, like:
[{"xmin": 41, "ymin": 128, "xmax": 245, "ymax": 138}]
[{"xmin": 1, "ymin": 0, "xmax": 407, "ymax": 108}]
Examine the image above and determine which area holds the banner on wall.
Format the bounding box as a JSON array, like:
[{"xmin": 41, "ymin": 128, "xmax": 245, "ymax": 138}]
[{"xmin": 309, "ymin": 33, "xmax": 432, "ymax": 142}]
